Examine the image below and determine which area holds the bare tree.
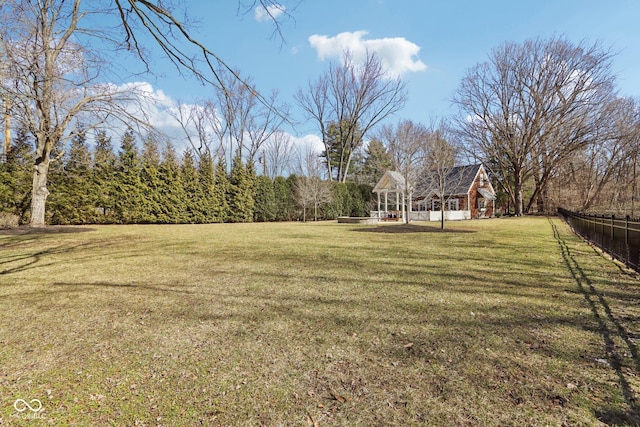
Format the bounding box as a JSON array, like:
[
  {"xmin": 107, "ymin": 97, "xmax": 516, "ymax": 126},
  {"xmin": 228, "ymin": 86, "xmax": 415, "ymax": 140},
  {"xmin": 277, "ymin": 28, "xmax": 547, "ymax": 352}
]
[
  {"xmin": 0, "ymin": 0, "xmax": 158, "ymax": 226},
  {"xmin": 294, "ymin": 176, "xmax": 332, "ymax": 222},
  {"xmin": 546, "ymin": 96, "xmax": 640, "ymax": 214},
  {"xmin": 295, "ymin": 51, "xmax": 407, "ymax": 182},
  {"xmin": 419, "ymin": 128, "xmax": 459, "ymax": 229},
  {"xmin": 211, "ymin": 72, "xmax": 288, "ymax": 169},
  {"xmin": 453, "ymin": 37, "xmax": 617, "ymax": 216},
  {"xmin": 293, "ymin": 143, "xmax": 332, "ymax": 221},
  {"xmin": 377, "ymin": 120, "xmax": 428, "ymax": 223},
  {"xmin": 112, "ymin": 0, "xmax": 294, "ymax": 104},
  {"xmin": 263, "ymin": 130, "xmax": 295, "ymax": 178},
  {"xmin": 564, "ymin": 97, "xmax": 640, "ymax": 212},
  {"xmin": 0, "ymin": 0, "xmax": 295, "ymax": 226},
  {"xmin": 171, "ymin": 99, "xmax": 221, "ymax": 161},
  {"xmin": 294, "ymin": 141, "xmax": 325, "ymax": 179}
]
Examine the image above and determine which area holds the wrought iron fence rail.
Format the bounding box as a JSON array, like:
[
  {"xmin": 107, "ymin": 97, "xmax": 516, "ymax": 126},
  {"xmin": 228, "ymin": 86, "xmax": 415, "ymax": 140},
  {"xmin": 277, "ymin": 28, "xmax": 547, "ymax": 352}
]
[{"xmin": 557, "ymin": 208, "xmax": 640, "ymax": 273}]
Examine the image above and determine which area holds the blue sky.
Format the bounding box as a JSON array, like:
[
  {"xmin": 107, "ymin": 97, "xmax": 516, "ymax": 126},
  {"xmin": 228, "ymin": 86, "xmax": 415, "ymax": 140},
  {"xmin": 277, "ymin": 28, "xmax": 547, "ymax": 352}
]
[{"xmin": 126, "ymin": 0, "xmax": 640, "ymax": 146}]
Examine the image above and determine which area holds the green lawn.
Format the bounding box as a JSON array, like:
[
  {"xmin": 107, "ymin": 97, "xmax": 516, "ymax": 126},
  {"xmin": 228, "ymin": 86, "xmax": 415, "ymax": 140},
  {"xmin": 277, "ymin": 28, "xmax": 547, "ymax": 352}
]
[{"xmin": 1, "ymin": 217, "xmax": 639, "ymax": 426}]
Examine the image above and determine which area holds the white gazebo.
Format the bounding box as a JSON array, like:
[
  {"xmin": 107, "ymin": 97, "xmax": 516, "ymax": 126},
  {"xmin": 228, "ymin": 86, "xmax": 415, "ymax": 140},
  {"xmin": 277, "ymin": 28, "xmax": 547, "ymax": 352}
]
[{"xmin": 372, "ymin": 171, "xmax": 413, "ymax": 221}]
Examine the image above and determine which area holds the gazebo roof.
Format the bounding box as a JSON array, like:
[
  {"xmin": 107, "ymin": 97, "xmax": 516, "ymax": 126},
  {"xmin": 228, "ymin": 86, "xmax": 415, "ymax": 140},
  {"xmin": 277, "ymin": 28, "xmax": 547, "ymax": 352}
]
[{"xmin": 373, "ymin": 171, "xmax": 412, "ymax": 193}]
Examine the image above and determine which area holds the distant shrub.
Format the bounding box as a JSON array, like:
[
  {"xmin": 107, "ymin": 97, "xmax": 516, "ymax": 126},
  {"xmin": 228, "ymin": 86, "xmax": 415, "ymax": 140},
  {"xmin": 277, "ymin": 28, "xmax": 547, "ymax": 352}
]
[{"xmin": 0, "ymin": 213, "xmax": 19, "ymax": 228}]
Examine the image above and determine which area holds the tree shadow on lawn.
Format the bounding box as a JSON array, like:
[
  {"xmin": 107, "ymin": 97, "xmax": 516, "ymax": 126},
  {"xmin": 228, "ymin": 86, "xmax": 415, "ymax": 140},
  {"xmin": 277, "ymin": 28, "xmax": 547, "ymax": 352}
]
[
  {"xmin": 0, "ymin": 225, "xmax": 96, "ymax": 235},
  {"xmin": 552, "ymin": 218, "xmax": 640, "ymax": 425},
  {"xmin": 351, "ymin": 224, "xmax": 476, "ymax": 234},
  {"xmin": 0, "ymin": 241, "xmax": 104, "ymax": 276}
]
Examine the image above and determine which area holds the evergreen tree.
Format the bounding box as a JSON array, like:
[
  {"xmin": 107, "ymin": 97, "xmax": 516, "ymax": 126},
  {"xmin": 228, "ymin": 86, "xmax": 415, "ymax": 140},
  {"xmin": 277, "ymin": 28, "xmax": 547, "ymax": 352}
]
[
  {"xmin": 285, "ymin": 174, "xmax": 300, "ymax": 220},
  {"xmin": 362, "ymin": 137, "xmax": 392, "ymax": 186},
  {"xmin": 273, "ymin": 175, "xmax": 294, "ymax": 221},
  {"xmin": 140, "ymin": 135, "xmax": 163, "ymax": 223},
  {"xmin": 114, "ymin": 128, "xmax": 146, "ymax": 223},
  {"xmin": 325, "ymin": 182, "xmax": 352, "ymax": 219},
  {"xmin": 253, "ymin": 175, "xmax": 276, "ymax": 222},
  {"xmin": 181, "ymin": 149, "xmax": 205, "ymax": 223},
  {"xmin": 92, "ymin": 130, "xmax": 117, "ymax": 223},
  {"xmin": 321, "ymin": 120, "xmax": 363, "ymax": 182},
  {"xmin": 214, "ymin": 159, "xmax": 230, "ymax": 223},
  {"xmin": 345, "ymin": 182, "xmax": 371, "ymax": 217},
  {"xmin": 48, "ymin": 127, "xmax": 94, "ymax": 224},
  {"xmin": 0, "ymin": 126, "xmax": 34, "ymax": 223},
  {"xmin": 158, "ymin": 141, "xmax": 188, "ymax": 223},
  {"xmin": 227, "ymin": 154, "xmax": 255, "ymax": 223},
  {"xmin": 198, "ymin": 153, "xmax": 224, "ymax": 223},
  {"xmin": 355, "ymin": 183, "xmax": 374, "ymax": 216}
]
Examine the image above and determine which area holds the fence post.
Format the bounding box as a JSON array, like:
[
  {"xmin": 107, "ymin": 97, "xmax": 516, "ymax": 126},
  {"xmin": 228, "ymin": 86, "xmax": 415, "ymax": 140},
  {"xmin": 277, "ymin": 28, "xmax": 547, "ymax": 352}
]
[
  {"xmin": 627, "ymin": 215, "xmax": 631, "ymax": 267},
  {"xmin": 626, "ymin": 215, "xmax": 630, "ymax": 245},
  {"xmin": 611, "ymin": 214, "xmax": 615, "ymax": 240}
]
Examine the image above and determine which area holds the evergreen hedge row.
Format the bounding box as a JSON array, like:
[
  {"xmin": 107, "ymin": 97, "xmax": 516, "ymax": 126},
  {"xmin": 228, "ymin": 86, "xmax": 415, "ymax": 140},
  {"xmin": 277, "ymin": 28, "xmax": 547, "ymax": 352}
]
[{"xmin": 0, "ymin": 131, "xmax": 373, "ymax": 225}]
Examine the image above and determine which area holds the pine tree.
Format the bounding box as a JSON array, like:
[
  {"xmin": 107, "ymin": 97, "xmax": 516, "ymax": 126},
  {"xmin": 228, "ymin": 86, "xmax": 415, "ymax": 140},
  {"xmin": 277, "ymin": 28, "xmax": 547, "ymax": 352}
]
[
  {"xmin": 253, "ymin": 175, "xmax": 276, "ymax": 222},
  {"xmin": 362, "ymin": 137, "xmax": 392, "ymax": 186},
  {"xmin": 114, "ymin": 128, "xmax": 145, "ymax": 223},
  {"xmin": 158, "ymin": 141, "xmax": 188, "ymax": 223},
  {"xmin": 214, "ymin": 159, "xmax": 230, "ymax": 223},
  {"xmin": 227, "ymin": 154, "xmax": 255, "ymax": 223},
  {"xmin": 48, "ymin": 127, "xmax": 94, "ymax": 224},
  {"xmin": 0, "ymin": 126, "xmax": 34, "ymax": 223},
  {"xmin": 198, "ymin": 153, "xmax": 215, "ymax": 222},
  {"xmin": 140, "ymin": 135, "xmax": 163, "ymax": 223},
  {"xmin": 273, "ymin": 175, "xmax": 294, "ymax": 221},
  {"xmin": 286, "ymin": 175, "xmax": 300, "ymax": 220},
  {"xmin": 92, "ymin": 130, "xmax": 117, "ymax": 223},
  {"xmin": 181, "ymin": 149, "xmax": 205, "ymax": 223}
]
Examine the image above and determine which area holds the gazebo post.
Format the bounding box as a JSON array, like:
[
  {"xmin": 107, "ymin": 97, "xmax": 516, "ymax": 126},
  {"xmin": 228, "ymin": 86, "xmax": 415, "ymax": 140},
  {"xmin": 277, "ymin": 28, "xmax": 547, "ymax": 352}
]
[
  {"xmin": 377, "ymin": 192, "xmax": 381, "ymax": 219},
  {"xmin": 384, "ymin": 192, "xmax": 388, "ymax": 217}
]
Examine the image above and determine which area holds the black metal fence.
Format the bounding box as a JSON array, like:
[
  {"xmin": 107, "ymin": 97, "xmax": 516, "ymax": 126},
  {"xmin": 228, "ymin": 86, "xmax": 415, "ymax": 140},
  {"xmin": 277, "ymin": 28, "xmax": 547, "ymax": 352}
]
[{"xmin": 558, "ymin": 208, "xmax": 640, "ymax": 272}]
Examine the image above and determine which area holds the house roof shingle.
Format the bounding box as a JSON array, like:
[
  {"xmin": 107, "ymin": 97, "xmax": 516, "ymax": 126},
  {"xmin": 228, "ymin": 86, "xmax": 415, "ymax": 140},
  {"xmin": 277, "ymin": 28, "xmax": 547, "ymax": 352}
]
[{"xmin": 418, "ymin": 164, "xmax": 483, "ymax": 197}]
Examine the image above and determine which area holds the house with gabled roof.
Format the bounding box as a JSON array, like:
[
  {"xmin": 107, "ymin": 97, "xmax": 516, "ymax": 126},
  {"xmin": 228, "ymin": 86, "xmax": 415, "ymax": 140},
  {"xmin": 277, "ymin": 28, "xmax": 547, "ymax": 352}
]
[{"xmin": 372, "ymin": 164, "xmax": 496, "ymax": 222}]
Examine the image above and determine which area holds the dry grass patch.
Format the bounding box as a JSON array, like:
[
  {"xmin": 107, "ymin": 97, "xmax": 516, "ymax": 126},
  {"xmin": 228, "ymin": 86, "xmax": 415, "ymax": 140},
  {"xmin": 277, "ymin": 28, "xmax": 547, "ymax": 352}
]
[{"xmin": 1, "ymin": 218, "xmax": 640, "ymax": 425}]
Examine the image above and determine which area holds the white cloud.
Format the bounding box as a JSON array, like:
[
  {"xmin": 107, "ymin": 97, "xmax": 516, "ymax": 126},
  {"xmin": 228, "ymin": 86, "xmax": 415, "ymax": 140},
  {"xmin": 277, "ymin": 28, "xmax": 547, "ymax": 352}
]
[
  {"xmin": 308, "ymin": 30, "xmax": 427, "ymax": 77},
  {"xmin": 292, "ymin": 133, "xmax": 323, "ymax": 154},
  {"xmin": 104, "ymin": 82, "xmax": 325, "ymax": 172},
  {"xmin": 254, "ymin": 4, "xmax": 286, "ymax": 22}
]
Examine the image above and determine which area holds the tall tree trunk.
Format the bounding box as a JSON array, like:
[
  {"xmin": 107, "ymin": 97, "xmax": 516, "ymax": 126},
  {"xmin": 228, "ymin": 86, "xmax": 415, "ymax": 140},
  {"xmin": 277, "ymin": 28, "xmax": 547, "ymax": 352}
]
[
  {"xmin": 4, "ymin": 94, "xmax": 10, "ymax": 157},
  {"xmin": 514, "ymin": 171, "xmax": 524, "ymax": 216},
  {"xmin": 30, "ymin": 157, "xmax": 51, "ymax": 226}
]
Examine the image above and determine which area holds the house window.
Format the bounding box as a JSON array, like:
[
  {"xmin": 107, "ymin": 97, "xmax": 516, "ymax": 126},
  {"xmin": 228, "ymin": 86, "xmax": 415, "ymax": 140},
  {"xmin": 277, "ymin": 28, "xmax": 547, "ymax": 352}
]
[
  {"xmin": 448, "ymin": 199, "xmax": 459, "ymax": 211},
  {"xmin": 478, "ymin": 198, "xmax": 486, "ymax": 210},
  {"xmin": 432, "ymin": 200, "xmax": 441, "ymax": 211},
  {"xmin": 479, "ymin": 175, "xmax": 485, "ymax": 186}
]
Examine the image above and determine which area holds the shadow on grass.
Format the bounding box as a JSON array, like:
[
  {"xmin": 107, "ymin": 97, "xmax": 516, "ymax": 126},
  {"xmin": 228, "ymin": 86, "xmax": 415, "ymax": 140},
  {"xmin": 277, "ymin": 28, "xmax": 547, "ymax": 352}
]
[
  {"xmin": 0, "ymin": 225, "xmax": 96, "ymax": 235},
  {"xmin": 0, "ymin": 241, "xmax": 103, "ymax": 275},
  {"xmin": 552, "ymin": 218, "xmax": 640, "ymax": 425},
  {"xmin": 351, "ymin": 224, "xmax": 476, "ymax": 234}
]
